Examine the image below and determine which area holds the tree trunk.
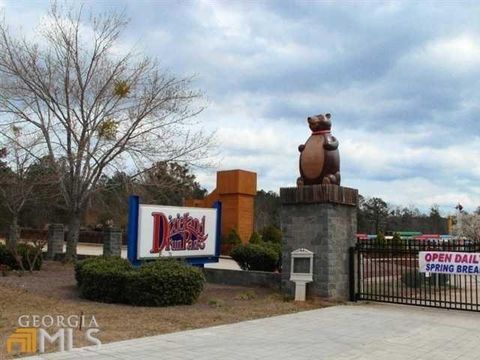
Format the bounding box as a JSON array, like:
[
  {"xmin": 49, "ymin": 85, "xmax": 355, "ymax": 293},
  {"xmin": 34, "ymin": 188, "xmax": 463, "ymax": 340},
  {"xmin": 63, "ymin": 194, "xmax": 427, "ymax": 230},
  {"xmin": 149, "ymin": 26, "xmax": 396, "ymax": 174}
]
[
  {"xmin": 7, "ymin": 215, "xmax": 19, "ymax": 248},
  {"xmin": 65, "ymin": 213, "xmax": 81, "ymax": 261}
]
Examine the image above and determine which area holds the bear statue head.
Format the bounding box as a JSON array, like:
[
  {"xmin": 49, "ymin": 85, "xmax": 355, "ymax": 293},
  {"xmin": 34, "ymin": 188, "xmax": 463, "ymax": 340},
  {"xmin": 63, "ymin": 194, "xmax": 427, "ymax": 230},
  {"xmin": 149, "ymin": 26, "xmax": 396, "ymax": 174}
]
[{"xmin": 307, "ymin": 113, "xmax": 331, "ymax": 132}]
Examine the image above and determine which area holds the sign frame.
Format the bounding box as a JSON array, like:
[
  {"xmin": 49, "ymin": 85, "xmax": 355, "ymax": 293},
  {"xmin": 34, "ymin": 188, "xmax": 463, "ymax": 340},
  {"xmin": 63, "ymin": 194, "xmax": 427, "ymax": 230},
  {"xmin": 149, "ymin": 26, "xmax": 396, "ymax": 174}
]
[{"xmin": 127, "ymin": 195, "xmax": 222, "ymax": 267}]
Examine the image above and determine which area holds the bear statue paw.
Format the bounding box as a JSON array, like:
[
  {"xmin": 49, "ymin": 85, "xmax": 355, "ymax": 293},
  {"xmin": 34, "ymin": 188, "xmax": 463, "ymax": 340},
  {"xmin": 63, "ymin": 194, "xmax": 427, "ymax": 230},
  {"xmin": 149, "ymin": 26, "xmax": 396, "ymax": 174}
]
[
  {"xmin": 296, "ymin": 177, "xmax": 304, "ymax": 187},
  {"xmin": 322, "ymin": 174, "xmax": 339, "ymax": 185}
]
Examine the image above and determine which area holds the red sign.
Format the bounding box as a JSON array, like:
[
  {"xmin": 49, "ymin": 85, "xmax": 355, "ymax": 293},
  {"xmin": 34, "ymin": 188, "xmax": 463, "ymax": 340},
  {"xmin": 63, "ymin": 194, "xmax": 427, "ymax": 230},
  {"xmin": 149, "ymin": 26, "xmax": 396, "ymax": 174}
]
[{"xmin": 150, "ymin": 212, "xmax": 208, "ymax": 254}]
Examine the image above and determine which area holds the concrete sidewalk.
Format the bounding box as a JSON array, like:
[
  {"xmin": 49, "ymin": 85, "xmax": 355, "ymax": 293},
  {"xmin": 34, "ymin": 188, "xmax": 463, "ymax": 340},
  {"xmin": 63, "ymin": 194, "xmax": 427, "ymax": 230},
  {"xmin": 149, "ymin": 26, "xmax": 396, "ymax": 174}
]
[
  {"xmin": 0, "ymin": 240, "xmax": 241, "ymax": 270},
  {"xmin": 77, "ymin": 243, "xmax": 241, "ymax": 270},
  {"xmin": 25, "ymin": 303, "xmax": 480, "ymax": 360}
]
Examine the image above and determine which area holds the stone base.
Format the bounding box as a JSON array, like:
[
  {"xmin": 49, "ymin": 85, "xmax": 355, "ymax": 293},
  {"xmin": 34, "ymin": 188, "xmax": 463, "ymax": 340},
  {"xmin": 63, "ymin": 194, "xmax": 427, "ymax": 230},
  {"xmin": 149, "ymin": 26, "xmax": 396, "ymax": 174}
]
[
  {"xmin": 46, "ymin": 224, "xmax": 64, "ymax": 260},
  {"xmin": 280, "ymin": 185, "xmax": 358, "ymax": 300},
  {"xmin": 103, "ymin": 228, "xmax": 122, "ymax": 257},
  {"xmin": 280, "ymin": 184, "xmax": 358, "ymax": 206}
]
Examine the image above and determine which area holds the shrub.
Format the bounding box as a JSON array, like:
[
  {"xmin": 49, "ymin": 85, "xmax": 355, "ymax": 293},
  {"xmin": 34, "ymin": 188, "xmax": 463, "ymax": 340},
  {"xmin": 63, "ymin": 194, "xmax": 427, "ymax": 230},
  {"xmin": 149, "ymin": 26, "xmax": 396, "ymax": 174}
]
[
  {"xmin": 221, "ymin": 228, "xmax": 243, "ymax": 255},
  {"xmin": 391, "ymin": 232, "xmax": 402, "ymax": 247},
  {"xmin": 76, "ymin": 257, "xmax": 134, "ymax": 303},
  {"xmin": 249, "ymin": 231, "xmax": 262, "ymax": 244},
  {"xmin": 0, "ymin": 244, "xmax": 15, "ymax": 268},
  {"xmin": 0, "ymin": 264, "xmax": 10, "ymax": 276},
  {"xmin": 401, "ymin": 270, "xmax": 449, "ymax": 288},
  {"xmin": 15, "ymin": 243, "xmax": 43, "ymax": 271},
  {"xmin": 75, "ymin": 256, "xmax": 115, "ymax": 286},
  {"xmin": 231, "ymin": 243, "xmax": 279, "ymax": 272},
  {"xmin": 401, "ymin": 269, "xmax": 425, "ymax": 288},
  {"xmin": 75, "ymin": 257, "xmax": 205, "ymax": 306},
  {"xmin": 0, "ymin": 243, "xmax": 43, "ymax": 271},
  {"xmin": 223, "ymin": 228, "xmax": 242, "ymax": 246},
  {"xmin": 390, "ymin": 232, "xmax": 403, "ymax": 255},
  {"xmin": 259, "ymin": 241, "xmax": 282, "ymax": 270},
  {"xmin": 430, "ymin": 274, "xmax": 450, "ymax": 287},
  {"xmin": 375, "ymin": 231, "xmax": 386, "ymax": 248},
  {"xmin": 261, "ymin": 225, "xmax": 282, "ymax": 244},
  {"xmin": 127, "ymin": 259, "xmax": 205, "ymax": 306}
]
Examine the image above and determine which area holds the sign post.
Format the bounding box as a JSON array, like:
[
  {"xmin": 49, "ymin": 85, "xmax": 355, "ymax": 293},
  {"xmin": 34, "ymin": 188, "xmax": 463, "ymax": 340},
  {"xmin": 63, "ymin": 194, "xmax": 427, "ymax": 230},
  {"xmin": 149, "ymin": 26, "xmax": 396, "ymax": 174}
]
[{"xmin": 127, "ymin": 195, "xmax": 140, "ymax": 266}]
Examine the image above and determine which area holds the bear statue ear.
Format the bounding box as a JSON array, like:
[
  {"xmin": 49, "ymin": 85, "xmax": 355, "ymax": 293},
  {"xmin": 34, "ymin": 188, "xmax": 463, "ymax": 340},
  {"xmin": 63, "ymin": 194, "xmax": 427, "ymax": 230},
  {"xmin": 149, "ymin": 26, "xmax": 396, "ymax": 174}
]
[{"xmin": 325, "ymin": 113, "xmax": 331, "ymax": 119}]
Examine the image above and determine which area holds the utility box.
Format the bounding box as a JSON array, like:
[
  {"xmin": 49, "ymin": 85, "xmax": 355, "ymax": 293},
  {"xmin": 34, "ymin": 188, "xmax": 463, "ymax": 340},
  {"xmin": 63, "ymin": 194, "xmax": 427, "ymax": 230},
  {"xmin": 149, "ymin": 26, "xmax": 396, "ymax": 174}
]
[{"xmin": 290, "ymin": 248, "xmax": 314, "ymax": 301}]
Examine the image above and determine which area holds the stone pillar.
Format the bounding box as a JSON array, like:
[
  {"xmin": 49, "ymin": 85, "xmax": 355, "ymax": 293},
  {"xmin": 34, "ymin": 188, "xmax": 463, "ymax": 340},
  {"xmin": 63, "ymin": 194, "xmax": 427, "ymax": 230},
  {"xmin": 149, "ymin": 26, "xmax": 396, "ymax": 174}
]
[
  {"xmin": 47, "ymin": 224, "xmax": 64, "ymax": 260},
  {"xmin": 103, "ymin": 228, "xmax": 122, "ymax": 257},
  {"xmin": 280, "ymin": 185, "xmax": 358, "ymax": 300}
]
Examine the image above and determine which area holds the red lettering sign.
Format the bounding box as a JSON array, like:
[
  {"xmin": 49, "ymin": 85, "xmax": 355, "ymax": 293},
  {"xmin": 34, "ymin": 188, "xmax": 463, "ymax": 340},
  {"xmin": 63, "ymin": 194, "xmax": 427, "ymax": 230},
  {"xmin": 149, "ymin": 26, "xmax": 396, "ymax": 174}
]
[{"xmin": 150, "ymin": 212, "xmax": 208, "ymax": 254}]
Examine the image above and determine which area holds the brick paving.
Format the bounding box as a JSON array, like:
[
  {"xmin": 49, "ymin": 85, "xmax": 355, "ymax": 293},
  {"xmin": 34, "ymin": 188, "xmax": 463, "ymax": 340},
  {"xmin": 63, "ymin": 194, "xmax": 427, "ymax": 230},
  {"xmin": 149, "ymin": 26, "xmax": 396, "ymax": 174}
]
[{"xmin": 24, "ymin": 303, "xmax": 480, "ymax": 360}]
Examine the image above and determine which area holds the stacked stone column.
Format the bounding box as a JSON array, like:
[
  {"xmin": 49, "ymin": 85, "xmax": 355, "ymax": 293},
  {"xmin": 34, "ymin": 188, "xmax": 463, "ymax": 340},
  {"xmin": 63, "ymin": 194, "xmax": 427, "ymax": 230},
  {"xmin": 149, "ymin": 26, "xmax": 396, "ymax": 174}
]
[
  {"xmin": 103, "ymin": 228, "xmax": 122, "ymax": 257},
  {"xmin": 280, "ymin": 184, "xmax": 358, "ymax": 300},
  {"xmin": 47, "ymin": 224, "xmax": 64, "ymax": 260}
]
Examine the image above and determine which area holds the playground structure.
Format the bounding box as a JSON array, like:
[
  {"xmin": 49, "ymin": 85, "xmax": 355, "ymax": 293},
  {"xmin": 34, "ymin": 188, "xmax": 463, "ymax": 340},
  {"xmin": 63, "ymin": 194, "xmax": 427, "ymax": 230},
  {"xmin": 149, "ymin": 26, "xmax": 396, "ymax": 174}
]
[{"xmin": 356, "ymin": 232, "xmax": 459, "ymax": 243}]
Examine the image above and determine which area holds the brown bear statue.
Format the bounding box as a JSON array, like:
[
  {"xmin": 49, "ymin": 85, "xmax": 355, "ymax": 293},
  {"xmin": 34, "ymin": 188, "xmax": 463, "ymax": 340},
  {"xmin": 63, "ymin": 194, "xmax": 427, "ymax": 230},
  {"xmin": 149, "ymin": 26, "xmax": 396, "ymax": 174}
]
[{"xmin": 297, "ymin": 113, "xmax": 340, "ymax": 186}]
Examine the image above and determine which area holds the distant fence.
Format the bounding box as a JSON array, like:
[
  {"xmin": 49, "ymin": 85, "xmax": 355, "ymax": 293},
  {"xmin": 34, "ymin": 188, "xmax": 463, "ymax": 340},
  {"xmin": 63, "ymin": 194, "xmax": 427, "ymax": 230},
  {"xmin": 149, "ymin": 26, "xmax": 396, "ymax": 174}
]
[{"xmin": 3, "ymin": 228, "xmax": 127, "ymax": 245}]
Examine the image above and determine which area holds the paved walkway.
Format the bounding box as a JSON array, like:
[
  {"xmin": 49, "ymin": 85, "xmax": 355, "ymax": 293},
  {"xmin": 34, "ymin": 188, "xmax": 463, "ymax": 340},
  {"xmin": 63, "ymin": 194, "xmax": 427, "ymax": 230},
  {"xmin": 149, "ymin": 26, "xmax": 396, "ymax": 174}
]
[
  {"xmin": 75, "ymin": 243, "xmax": 241, "ymax": 270},
  {"xmin": 25, "ymin": 303, "xmax": 480, "ymax": 360},
  {"xmin": 0, "ymin": 240, "xmax": 241, "ymax": 270}
]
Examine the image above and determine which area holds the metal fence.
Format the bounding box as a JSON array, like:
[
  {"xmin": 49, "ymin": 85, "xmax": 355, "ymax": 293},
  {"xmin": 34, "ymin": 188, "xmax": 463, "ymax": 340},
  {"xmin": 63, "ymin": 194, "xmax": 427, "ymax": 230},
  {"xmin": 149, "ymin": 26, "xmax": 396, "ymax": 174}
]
[{"xmin": 352, "ymin": 240, "xmax": 480, "ymax": 311}]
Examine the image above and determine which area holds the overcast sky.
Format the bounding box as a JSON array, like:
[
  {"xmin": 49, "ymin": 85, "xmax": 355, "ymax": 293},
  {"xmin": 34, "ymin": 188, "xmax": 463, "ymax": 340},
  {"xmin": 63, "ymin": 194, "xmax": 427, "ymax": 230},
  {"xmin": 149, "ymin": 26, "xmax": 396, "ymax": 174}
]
[{"xmin": 2, "ymin": 0, "xmax": 480, "ymax": 214}]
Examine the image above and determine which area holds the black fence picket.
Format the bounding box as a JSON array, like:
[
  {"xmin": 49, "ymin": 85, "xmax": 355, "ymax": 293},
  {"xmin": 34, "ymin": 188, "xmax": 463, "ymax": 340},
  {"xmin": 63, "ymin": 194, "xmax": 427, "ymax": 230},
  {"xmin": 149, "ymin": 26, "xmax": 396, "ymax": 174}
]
[{"xmin": 353, "ymin": 239, "xmax": 480, "ymax": 312}]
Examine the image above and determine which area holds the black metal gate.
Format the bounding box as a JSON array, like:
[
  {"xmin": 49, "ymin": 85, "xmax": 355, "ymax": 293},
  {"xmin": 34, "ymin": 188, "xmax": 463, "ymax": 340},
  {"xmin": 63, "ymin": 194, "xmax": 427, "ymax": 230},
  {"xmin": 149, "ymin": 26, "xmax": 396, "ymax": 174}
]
[{"xmin": 351, "ymin": 240, "xmax": 480, "ymax": 311}]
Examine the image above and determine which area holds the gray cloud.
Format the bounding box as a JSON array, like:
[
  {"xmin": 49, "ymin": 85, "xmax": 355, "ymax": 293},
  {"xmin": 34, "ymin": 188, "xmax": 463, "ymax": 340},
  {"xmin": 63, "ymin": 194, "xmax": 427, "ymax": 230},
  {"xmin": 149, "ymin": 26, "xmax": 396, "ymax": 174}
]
[{"xmin": 3, "ymin": 0, "xmax": 480, "ymax": 212}]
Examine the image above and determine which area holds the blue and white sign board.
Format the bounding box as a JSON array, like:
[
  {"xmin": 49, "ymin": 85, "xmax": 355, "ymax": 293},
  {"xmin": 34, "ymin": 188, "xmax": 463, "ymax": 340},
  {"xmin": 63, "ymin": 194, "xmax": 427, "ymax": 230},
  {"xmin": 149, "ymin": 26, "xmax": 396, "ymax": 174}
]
[{"xmin": 127, "ymin": 196, "xmax": 221, "ymax": 266}]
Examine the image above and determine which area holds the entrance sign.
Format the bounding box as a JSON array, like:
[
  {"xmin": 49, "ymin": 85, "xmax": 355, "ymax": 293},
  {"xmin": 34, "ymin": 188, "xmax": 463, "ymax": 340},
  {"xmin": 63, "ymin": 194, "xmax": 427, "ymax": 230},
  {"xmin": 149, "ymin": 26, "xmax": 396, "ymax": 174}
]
[
  {"xmin": 138, "ymin": 204, "xmax": 217, "ymax": 258},
  {"xmin": 419, "ymin": 251, "xmax": 480, "ymax": 275},
  {"xmin": 127, "ymin": 196, "xmax": 221, "ymax": 266}
]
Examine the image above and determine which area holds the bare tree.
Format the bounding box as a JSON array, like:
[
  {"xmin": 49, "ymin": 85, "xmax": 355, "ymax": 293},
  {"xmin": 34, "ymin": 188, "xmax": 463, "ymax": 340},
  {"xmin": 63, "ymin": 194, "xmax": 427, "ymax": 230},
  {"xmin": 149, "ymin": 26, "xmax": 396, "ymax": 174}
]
[
  {"xmin": 0, "ymin": 3, "xmax": 213, "ymax": 259},
  {"xmin": 0, "ymin": 125, "xmax": 41, "ymax": 247},
  {"xmin": 453, "ymin": 213, "xmax": 480, "ymax": 243},
  {"xmin": 135, "ymin": 162, "xmax": 207, "ymax": 205}
]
